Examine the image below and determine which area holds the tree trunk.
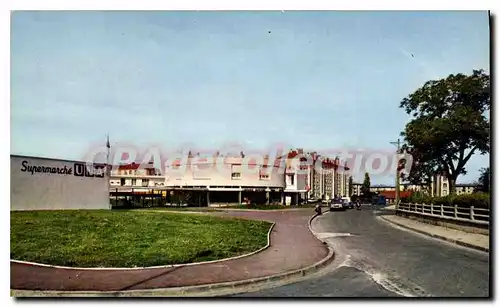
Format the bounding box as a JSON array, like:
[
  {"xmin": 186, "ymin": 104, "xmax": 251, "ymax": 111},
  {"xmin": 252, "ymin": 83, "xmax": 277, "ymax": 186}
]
[{"xmin": 448, "ymin": 177, "xmax": 457, "ymax": 196}]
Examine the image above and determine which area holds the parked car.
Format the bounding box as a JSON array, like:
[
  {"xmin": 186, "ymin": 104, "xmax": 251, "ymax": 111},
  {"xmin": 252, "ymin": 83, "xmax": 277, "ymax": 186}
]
[{"xmin": 330, "ymin": 198, "xmax": 345, "ymax": 211}]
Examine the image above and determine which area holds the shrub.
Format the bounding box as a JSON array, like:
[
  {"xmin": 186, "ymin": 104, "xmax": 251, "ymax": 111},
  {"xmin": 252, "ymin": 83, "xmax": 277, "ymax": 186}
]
[
  {"xmin": 453, "ymin": 193, "xmax": 490, "ymax": 208},
  {"xmin": 402, "ymin": 192, "xmax": 490, "ymax": 208},
  {"xmin": 432, "ymin": 195, "xmax": 455, "ymax": 206},
  {"xmin": 406, "ymin": 191, "xmax": 432, "ymax": 204}
]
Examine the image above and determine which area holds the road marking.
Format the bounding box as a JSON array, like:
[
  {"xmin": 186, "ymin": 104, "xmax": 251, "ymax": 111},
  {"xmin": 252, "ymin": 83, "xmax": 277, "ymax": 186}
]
[{"xmin": 336, "ymin": 257, "xmax": 428, "ymax": 297}]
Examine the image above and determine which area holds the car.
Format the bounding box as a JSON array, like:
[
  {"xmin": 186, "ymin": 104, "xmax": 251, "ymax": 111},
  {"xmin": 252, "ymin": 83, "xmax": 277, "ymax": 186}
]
[
  {"xmin": 371, "ymin": 195, "xmax": 387, "ymax": 206},
  {"xmin": 329, "ymin": 199, "xmax": 345, "ymax": 211},
  {"xmin": 341, "ymin": 197, "xmax": 354, "ymax": 209}
]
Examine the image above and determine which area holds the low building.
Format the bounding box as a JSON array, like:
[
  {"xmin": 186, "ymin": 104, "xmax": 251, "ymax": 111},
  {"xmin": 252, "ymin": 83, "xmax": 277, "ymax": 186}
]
[
  {"xmin": 351, "ymin": 176, "xmax": 479, "ymax": 198},
  {"xmin": 109, "ymin": 161, "xmax": 165, "ymax": 189},
  {"xmin": 378, "ymin": 190, "xmax": 414, "ymax": 203},
  {"xmin": 163, "ymin": 153, "xmax": 286, "ymax": 206},
  {"xmin": 455, "ymin": 183, "xmax": 480, "ymax": 195},
  {"xmin": 11, "ymin": 155, "xmax": 110, "ymax": 210}
]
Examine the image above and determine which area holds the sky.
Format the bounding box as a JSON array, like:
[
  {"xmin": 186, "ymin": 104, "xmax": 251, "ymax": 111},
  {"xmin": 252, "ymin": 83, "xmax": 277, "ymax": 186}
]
[{"xmin": 10, "ymin": 11, "xmax": 490, "ymax": 185}]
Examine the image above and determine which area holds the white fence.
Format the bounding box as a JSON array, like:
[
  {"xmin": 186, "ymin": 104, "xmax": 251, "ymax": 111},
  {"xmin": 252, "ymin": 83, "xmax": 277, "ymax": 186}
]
[{"xmin": 397, "ymin": 203, "xmax": 489, "ymax": 226}]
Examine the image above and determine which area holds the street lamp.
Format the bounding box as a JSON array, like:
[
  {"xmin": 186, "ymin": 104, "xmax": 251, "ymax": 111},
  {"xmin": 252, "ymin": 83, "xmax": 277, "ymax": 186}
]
[{"xmin": 390, "ymin": 139, "xmax": 401, "ymax": 210}]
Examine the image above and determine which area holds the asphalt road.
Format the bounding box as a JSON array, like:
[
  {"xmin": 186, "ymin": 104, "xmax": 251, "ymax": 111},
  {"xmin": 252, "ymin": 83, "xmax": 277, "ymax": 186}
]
[{"xmin": 233, "ymin": 205, "xmax": 490, "ymax": 298}]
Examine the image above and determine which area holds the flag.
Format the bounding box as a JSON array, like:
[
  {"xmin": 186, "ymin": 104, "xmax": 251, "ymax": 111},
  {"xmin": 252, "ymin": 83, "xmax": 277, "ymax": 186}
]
[{"xmin": 106, "ymin": 134, "xmax": 110, "ymax": 149}]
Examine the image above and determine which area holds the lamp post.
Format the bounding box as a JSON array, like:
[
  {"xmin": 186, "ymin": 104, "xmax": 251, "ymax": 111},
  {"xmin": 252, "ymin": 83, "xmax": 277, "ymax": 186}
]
[{"xmin": 390, "ymin": 139, "xmax": 401, "ymax": 210}]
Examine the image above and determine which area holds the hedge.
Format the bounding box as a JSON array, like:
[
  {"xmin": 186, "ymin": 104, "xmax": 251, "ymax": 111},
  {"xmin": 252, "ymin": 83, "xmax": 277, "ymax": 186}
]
[{"xmin": 402, "ymin": 192, "xmax": 490, "ymax": 208}]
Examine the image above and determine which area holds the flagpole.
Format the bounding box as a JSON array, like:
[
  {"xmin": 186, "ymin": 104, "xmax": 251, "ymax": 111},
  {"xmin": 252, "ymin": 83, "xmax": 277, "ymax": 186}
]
[
  {"xmin": 106, "ymin": 133, "xmax": 110, "ymax": 172},
  {"xmin": 106, "ymin": 133, "xmax": 111, "ymax": 209}
]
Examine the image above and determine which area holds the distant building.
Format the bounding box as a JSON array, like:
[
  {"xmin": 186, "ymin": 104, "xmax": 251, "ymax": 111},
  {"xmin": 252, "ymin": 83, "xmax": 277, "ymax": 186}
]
[
  {"xmin": 429, "ymin": 174, "xmax": 479, "ymax": 197},
  {"xmin": 455, "ymin": 184, "xmax": 479, "ymax": 195},
  {"xmin": 349, "ymin": 173, "xmax": 480, "ymax": 198},
  {"xmin": 352, "ymin": 183, "xmax": 362, "ymax": 196},
  {"xmin": 307, "ymin": 154, "xmax": 350, "ymax": 201},
  {"xmin": 430, "ymin": 174, "xmax": 449, "ymax": 197}
]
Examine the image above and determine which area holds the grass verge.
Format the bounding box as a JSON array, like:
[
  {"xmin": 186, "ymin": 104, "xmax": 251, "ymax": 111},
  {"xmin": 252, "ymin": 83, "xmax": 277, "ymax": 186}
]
[{"xmin": 11, "ymin": 210, "xmax": 271, "ymax": 268}]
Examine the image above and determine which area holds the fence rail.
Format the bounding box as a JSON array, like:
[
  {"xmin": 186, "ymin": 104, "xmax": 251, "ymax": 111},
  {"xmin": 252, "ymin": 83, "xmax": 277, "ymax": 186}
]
[{"xmin": 397, "ymin": 203, "xmax": 489, "ymax": 226}]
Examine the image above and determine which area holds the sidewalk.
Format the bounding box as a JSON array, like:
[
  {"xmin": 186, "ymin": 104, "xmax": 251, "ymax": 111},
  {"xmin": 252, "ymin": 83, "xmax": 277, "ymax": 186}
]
[
  {"xmin": 380, "ymin": 214, "xmax": 489, "ymax": 252},
  {"xmin": 11, "ymin": 209, "xmax": 329, "ymax": 292}
]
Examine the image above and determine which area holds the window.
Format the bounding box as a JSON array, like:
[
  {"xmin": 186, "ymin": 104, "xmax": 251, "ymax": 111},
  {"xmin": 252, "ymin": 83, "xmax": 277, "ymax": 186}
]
[
  {"xmin": 142, "ymin": 179, "xmax": 149, "ymax": 187},
  {"xmin": 259, "ymin": 166, "xmax": 270, "ymax": 180},
  {"xmin": 131, "ymin": 179, "xmax": 137, "ymax": 186},
  {"xmin": 231, "ymin": 164, "xmax": 242, "ymax": 180},
  {"xmin": 120, "ymin": 178, "xmax": 125, "ymax": 186}
]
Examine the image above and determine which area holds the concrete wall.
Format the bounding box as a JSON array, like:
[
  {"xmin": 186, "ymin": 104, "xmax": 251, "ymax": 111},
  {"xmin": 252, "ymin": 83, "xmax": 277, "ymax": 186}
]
[{"xmin": 11, "ymin": 155, "xmax": 110, "ymax": 211}]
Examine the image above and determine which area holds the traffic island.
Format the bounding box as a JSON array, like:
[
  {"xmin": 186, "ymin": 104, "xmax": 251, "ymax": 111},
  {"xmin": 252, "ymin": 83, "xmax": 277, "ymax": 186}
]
[
  {"xmin": 11, "ymin": 210, "xmax": 271, "ymax": 268},
  {"xmin": 11, "ymin": 209, "xmax": 333, "ymax": 296}
]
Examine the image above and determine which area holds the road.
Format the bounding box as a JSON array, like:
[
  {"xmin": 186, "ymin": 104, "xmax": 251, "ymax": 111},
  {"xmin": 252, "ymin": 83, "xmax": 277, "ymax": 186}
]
[{"xmin": 232, "ymin": 205, "xmax": 489, "ymax": 297}]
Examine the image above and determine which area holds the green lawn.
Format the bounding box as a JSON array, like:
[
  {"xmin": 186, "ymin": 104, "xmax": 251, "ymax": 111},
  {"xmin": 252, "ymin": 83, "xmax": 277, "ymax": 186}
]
[{"xmin": 10, "ymin": 210, "xmax": 271, "ymax": 268}]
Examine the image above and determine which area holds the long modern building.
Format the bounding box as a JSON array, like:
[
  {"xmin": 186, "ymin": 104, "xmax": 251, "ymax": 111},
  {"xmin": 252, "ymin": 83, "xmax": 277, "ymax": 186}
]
[
  {"xmin": 164, "ymin": 154, "xmax": 286, "ymax": 206},
  {"xmin": 109, "ymin": 152, "xmax": 288, "ymax": 206},
  {"xmin": 108, "ymin": 148, "xmax": 351, "ymax": 206}
]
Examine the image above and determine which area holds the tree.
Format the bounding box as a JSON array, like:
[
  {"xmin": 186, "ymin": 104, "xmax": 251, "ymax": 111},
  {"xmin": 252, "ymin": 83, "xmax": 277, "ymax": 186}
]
[
  {"xmin": 400, "ymin": 69, "xmax": 490, "ymax": 195},
  {"xmin": 348, "ymin": 176, "xmax": 354, "ymax": 196},
  {"xmin": 361, "ymin": 173, "xmax": 371, "ymax": 196},
  {"xmin": 475, "ymin": 167, "xmax": 491, "ymax": 193}
]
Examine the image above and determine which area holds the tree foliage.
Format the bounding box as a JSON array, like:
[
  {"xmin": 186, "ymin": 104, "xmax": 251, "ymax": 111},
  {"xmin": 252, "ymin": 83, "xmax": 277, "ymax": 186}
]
[
  {"xmin": 475, "ymin": 166, "xmax": 491, "ymax": 193},
  {"xmin": 400, "ymin": 69, "xmax": 490, "ymax": 194},
  {"xmin": 361, "ymin": 173, "xmax": 371, "ymax": 196},
  {"xmin": 348, "ymin": 176, "xmax": 354, "ymax": 196}
]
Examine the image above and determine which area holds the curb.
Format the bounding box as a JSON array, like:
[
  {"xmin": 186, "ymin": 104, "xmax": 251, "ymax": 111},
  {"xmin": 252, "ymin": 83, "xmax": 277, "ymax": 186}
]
[
  {"xmin": 11, "ymin": 222, "xmax": 276, "ymax": 271},
  {"xmin": 209, "ymin": 208, "xmax": 312, "ymax": 212},
  {"xmin": 11, "ymin": 212, "xmax": 335, "ymax": 297},
  {"xmin": 379, "ymin": 215, "xmax": 489, "ymax": 253}
]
